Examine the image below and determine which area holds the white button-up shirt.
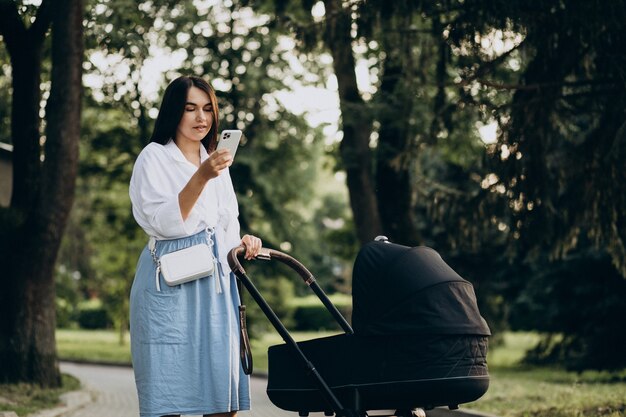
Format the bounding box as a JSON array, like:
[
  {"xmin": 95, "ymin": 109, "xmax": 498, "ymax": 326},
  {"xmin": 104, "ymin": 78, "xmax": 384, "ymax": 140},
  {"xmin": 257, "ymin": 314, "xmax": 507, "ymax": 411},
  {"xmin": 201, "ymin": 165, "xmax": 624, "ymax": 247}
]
[{"xmin": 129, "ymin": 140, "xmax": 241, "ymax": 270}]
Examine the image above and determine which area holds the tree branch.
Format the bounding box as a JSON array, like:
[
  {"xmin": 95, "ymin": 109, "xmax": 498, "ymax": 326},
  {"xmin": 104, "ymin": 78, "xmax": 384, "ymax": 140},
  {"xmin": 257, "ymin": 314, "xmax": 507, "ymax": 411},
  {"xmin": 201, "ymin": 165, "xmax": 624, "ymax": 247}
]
[
  {"xmin": 454, "ymin": 77, "xmax": 618, "ymax": 92},
  {"xmin": 0, "ymin": 0, "xmax": 53, "ymax": 55},
  {"xmin": 29, "ymin": 0, "xmax": 54, "ymax": 42}
]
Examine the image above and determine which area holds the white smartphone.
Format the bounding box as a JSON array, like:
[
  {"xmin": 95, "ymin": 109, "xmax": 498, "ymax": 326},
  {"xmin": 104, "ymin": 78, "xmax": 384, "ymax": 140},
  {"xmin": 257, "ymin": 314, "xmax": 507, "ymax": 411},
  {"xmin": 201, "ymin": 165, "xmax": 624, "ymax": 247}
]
[{"xmin": 216, "ymin": 129, "xmax": 243, "ymax": 159}]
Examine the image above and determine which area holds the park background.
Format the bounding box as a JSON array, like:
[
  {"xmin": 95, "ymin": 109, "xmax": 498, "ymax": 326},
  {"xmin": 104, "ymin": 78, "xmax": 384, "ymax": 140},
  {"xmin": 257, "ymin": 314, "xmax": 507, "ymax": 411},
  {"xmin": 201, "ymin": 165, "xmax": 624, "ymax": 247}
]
[{"xmin": 1, "ymin": 1, "xmax": 625, "ymax": 416}]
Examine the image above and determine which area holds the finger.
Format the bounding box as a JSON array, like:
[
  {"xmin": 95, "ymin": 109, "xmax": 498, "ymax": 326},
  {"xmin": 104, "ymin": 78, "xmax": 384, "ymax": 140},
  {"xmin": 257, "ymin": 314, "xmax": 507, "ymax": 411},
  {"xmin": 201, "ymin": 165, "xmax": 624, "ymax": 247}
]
[
  {"xmin": 249, "ymin": 240, "xmax": 259, "ymax": 258},
  {"xmin": 242, "ymin": 236, "xmax": 251, "ymax": 259},
  {"xmin": 212, "ymin": 153, "xmax": 232, "ymax": 165},
  {"xmin": 214, "ymin": 147, "xmax": 230, "ymax": 155},
  {"xmin": 211, "ymin": 156, "xmax": 232, "ymax": 172},
  {"xmin": 213, "ymin": 148, "xmax": 231, "ymax": 159},
  {"xmin": 242, "ymin": 236, "xmax": 258, "ymax": 259},
  {"xmin": 250, "ymin": 238, "xmax": 261, "ymax": 257}
]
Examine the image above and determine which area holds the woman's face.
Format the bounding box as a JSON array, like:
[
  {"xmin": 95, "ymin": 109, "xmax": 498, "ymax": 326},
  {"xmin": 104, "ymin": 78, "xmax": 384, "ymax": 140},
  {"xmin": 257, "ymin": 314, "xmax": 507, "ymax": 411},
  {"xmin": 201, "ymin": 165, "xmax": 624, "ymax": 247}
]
[{"xmin": 176, "ymin": 86, "xmax": 214, "ymax": 145}]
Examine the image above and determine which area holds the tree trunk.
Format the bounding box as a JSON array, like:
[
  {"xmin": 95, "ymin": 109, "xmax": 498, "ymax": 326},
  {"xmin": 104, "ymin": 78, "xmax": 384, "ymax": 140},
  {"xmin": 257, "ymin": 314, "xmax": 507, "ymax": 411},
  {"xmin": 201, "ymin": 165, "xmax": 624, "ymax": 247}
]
[
  {"xmin": 322, "ymin": 0, "xmax": 383, "ymax": 245},
  {"xmin": 370, "ymin": 8, "xmax": 422, "ymax": 246},
  {"xmin": 0, "ymin": 0, "xmax": 83, "ymax": 386},
  {"xmin": 375, "ymin": 54, "xmax": 421, "ymax": 246}
]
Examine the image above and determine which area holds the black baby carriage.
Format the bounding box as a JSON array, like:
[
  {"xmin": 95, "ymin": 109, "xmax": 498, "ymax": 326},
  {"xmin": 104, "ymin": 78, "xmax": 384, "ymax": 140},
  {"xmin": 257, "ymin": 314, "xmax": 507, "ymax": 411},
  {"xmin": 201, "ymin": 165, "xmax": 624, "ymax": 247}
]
[{"xmin": 228, "ymin": 238, "xmax": 491, "ymax": 417}]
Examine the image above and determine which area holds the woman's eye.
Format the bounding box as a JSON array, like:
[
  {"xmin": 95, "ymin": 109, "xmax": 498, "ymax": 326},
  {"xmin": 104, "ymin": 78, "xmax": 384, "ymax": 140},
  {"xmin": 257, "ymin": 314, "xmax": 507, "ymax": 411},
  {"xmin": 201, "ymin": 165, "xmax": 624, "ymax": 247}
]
[{"xmin": 185, "ymin": 107, "xmax": 194, "ymax": 112}]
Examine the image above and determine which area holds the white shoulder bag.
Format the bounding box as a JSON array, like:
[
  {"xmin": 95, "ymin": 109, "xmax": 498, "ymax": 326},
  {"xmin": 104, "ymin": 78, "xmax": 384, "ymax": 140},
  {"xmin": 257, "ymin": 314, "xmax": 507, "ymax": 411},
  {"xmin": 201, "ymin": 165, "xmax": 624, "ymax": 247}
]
[{"xmin": 149, "ymin": 230, "xmax": 218, "ymax": 292}]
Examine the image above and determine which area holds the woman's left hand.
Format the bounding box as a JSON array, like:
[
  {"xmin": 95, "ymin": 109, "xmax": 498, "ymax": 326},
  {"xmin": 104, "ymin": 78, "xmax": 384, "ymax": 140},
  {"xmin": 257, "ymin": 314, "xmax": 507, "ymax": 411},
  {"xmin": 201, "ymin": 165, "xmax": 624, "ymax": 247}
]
[{"xmin": 241, "ymin": 234, "xmax": 262, "ymax": 260}]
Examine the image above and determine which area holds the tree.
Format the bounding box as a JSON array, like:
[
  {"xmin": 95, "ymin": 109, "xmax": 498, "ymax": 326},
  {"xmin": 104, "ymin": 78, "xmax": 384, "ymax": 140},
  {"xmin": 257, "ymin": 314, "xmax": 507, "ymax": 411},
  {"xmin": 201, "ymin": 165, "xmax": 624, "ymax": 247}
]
[
  {"xmin": 267, "ymin": 1, "xmax": 626, "ymax": 368},
  {"xmin": 441, "ymin": 0, "xmax": 626, "ymax": 368},
  {"xmin": 51, "ymin": 0, "xmax": 353, "ymax": 344},
  {"xmin": 0, "ymin": 0, "xmax": 84, "ymax": 385},
  {"xmin": 269, "ymin": 0, "xmax": 482, "ymax": 246},
  {"xmin": 321, "ymin": 0, "xmax": 384, "ymax": 245}
]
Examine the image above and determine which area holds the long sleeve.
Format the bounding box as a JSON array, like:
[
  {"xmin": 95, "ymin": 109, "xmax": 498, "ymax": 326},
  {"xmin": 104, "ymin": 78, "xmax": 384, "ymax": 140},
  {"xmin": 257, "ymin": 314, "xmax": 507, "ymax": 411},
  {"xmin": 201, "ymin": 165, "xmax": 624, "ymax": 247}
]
[{"xmin": 129, "ymin": 144, "xmax": 202, "ymax": 239}]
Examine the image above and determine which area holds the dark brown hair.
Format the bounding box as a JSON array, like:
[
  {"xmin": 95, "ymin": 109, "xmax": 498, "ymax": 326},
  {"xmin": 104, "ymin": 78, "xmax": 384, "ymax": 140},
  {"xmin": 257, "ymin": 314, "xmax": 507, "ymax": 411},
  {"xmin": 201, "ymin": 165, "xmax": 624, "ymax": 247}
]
[{"xmin": 149, "ymin": 75, "xmax": 219, "ymax": 151}]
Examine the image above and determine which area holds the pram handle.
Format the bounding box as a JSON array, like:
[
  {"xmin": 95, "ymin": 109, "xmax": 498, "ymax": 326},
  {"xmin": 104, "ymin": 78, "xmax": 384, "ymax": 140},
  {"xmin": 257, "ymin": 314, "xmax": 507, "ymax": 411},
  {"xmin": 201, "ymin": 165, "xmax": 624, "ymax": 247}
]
[
  {"xmin": 228, "ymin": 246, "xmax": 357, "ymax": 416},
  {"xmin": 228, "ymin": 246, "xmax": 354, "ymax": 335}
]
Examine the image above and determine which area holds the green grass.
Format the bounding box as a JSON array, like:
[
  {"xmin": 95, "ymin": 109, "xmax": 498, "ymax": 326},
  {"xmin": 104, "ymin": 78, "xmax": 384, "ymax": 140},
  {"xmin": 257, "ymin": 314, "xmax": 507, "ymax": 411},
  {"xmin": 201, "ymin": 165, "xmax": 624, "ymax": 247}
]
[
  {"xmin": 476, "ymin": 367, "xmax": 626, "ymax": 417},
  {"xmin": 56, "ymin": 328, "xmax": 132, "ymax": 364},
  {"xmin": 288, "ymin": 293, "xmax": 352, "ymax": 307},
  {"xmin": 54, "ymin": 329, "xmax": 626, "ymax": 417},
  {"xmin": 469, "ymin": 332, "xmax": 626, "ymax": 417},
  {"xmin": 0, "ymin": 373, "xmax": 81, "ymax": 416}
]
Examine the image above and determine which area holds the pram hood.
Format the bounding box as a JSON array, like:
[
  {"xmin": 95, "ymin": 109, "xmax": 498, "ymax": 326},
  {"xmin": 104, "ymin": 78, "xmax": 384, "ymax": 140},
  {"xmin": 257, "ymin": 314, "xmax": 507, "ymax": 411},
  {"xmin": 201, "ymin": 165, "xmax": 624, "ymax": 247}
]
[{"xmin": 352, "ymin": 241, "xmax": 491, "ymax": 336}]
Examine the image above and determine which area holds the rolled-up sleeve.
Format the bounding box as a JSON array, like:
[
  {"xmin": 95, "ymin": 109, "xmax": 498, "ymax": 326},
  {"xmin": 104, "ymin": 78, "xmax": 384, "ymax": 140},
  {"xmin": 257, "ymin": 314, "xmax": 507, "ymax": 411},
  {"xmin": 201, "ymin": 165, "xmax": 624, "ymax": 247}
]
[{"xmin": 130, "ymin": 146, "xmax": 201, "ymax": 238}]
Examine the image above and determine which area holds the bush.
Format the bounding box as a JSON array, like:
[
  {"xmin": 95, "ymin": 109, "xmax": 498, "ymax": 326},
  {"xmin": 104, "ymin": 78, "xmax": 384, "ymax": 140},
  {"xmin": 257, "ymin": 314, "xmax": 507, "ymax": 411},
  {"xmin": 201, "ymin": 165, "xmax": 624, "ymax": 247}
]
[
  {"xmin": 77, "ymin": 299, "xmax": 112, "ymax": 329},
  {"xmin": 245, "ymin": 276, "xmax": 296, "ymax": 339},
  {"xmin": 511, "ymin": 249, "xmax": 626, "ymax": 370},
  {"xmin": 55, "ymin": 298, "xmax": 76, "ymax": 329},
  {"xmin": 291, "ymin": 294, "xmax": 352, "ymax": 331}
]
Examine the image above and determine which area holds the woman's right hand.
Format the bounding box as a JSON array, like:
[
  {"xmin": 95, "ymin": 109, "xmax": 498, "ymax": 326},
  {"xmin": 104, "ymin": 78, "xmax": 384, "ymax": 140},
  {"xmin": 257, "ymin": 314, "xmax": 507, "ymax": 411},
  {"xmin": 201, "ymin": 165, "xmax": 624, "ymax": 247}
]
[
  {"xmin": 179, "ymin": 148, "xmax": 232, "ymax": 221},
  {"xmin": 199, "ymin": 148, "xmax": 232, "ymax": 181}
]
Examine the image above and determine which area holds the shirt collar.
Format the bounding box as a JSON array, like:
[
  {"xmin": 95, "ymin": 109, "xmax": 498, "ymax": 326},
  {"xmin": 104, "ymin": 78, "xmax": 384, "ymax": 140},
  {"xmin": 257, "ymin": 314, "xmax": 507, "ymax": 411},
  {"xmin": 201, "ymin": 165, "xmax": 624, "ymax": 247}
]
[
  {"xmin": 200, "ymin": 143, "xmax": 209, "ymax": 162},
  {"xmin": 164, "ymin": 139, "xmax": 209, "ymax": 164}
]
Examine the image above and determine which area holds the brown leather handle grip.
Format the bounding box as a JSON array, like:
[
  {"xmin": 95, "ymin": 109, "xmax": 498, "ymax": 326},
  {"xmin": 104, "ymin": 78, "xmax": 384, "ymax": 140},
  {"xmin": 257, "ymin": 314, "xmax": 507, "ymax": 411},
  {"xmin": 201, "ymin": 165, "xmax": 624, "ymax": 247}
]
[{"xmin": 227, "ymin": 246, "xmax": 316, "ymax": 285}]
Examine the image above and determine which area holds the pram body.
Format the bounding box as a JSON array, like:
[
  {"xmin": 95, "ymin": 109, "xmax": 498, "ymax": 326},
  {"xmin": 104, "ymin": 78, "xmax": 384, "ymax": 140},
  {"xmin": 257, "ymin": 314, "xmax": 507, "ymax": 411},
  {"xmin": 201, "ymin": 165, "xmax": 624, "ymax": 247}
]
[{"xmin": 228, "ymin": 239, "xmax": 490, "ymax": 417}]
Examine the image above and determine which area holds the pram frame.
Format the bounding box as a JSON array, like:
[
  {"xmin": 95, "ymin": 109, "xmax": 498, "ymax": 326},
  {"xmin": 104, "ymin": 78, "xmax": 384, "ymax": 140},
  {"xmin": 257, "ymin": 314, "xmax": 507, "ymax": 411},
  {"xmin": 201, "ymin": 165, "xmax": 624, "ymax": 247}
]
[{"xmin": 228, "ymin": 246, "xmax": 450, "ymax": 417}]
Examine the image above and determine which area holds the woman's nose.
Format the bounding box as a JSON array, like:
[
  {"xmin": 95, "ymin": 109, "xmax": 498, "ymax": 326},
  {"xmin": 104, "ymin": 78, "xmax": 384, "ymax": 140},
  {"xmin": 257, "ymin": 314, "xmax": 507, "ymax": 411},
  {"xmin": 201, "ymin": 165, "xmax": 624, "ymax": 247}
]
[{"xmin": 196, "ymin": 109, "xmax": 206, "ymax": 121}]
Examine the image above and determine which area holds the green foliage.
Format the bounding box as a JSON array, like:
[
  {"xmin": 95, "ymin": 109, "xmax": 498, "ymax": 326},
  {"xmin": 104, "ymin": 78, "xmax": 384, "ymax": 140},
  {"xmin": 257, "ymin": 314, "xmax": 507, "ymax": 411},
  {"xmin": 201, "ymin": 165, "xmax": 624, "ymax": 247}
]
[
  {"xmin": 291, "ymin": 303, "xmax": 352, "ymax": 331},
  {"xmin": 77, "ymin": 306, "xmax": 111, "ymax": 330},
  {"xmin": 57, "ymin": 95, "xmax": 146, "ymax": 338},
  {"xmin": 0, "ymin": 46, "xmax": 10, "ymax": 145},
  {"xmin": 0, "ymin": 373, "xmax": 80, "ymax": 417},
  {"xmin": 288, "ymin": 293, "xmax": 351, "ymax": 331},
  {"xmin": 272, "ymin": 0, "xmax": 626, "ymax": 370},
  {"xmin": 511, "ymin": 250, "xmax": 626, "ymax": 371},
  {"xmin": 75, "ymin": 299, "xmax": 112, "ymax": 330},
  {"xmin": 244, "ymin": 275, "xmax": 296, "ymax": 339},
  {"xmin": 2, "ymin": 0, "xmax": 622, "ymax": 375}
]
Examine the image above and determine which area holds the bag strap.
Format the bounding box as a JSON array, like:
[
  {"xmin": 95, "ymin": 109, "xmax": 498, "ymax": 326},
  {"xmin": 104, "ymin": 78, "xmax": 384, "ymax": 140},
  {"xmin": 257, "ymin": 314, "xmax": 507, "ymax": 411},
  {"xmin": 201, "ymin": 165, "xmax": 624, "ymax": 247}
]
[
  {"xmin": 237, "ymin": 279, "xmax": 253, "ymax": 375},
  {"xmin": 149, "ymin": 237, "xmax": 162, "ymax": 292}
]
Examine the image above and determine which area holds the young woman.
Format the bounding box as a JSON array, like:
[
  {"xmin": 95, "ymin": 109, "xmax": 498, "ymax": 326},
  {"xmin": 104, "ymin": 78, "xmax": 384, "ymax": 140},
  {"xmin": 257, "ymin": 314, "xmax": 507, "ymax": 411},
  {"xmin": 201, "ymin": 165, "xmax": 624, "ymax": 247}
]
[{"xmin": 129, "ymin": 75, "xmax": 262, "ymax": 417}]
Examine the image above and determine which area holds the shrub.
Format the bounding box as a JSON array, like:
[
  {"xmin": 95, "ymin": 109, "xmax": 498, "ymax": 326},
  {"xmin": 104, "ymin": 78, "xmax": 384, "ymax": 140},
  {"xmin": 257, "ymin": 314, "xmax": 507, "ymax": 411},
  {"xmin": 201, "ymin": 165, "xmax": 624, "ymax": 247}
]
[
  {"xmin": 291, "ymin": 294, "xmax": 352, "ymax": 331},
  {"xmin": 245, "ymin": 276, "xmax": 296, "ymax": 339},
  {"xmin": 77, "ymin": 299, "xmax": 112, "ymax": 329}
]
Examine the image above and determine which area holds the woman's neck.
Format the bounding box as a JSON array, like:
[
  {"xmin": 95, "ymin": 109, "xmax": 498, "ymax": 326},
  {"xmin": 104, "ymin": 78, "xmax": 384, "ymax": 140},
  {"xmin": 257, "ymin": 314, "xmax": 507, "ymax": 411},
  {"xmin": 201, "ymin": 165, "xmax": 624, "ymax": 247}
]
[{"xmin": 174, "ymin": 138, "xmax": 201, "ymax": 167}]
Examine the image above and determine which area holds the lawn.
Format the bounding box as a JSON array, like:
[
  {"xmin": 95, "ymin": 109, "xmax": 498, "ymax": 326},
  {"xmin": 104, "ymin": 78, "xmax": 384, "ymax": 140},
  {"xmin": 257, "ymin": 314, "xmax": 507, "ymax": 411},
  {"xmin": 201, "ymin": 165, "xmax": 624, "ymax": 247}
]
[
  {"xmin": 57, "ymin": 328, "xmax": 132, "ymax": 365},
  {"xmin": 465, "ymin": 333, "xmax": 626, "ymax": 417},
  {"xmin": 54, "ymin": 329, "xmax": 626, "ymax": 417}
]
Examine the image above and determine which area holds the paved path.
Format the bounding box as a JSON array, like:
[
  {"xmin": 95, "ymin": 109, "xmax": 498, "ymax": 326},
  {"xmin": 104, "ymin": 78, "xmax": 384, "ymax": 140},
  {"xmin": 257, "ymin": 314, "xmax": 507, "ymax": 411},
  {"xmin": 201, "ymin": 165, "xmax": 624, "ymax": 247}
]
[{"xmin": 59, "ymin": 362, "xmax": 325, "ymax": 417}]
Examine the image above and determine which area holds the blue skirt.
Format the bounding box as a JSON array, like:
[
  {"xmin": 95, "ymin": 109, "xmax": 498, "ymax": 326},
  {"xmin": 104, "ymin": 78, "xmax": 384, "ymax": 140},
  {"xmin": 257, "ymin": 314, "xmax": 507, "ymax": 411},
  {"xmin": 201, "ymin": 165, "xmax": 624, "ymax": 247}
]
[{"xmin": 130, "ymin": 229, "xmax": 250, "ymax": 417}]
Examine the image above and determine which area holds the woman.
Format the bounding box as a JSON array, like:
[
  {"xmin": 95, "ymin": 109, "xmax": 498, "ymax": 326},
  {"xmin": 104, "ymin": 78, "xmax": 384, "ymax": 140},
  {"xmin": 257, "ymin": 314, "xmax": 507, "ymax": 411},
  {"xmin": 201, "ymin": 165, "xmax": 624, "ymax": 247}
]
[{"xmin": 129, "ymin": 75, "xmax": 262, "ymax": 417}]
